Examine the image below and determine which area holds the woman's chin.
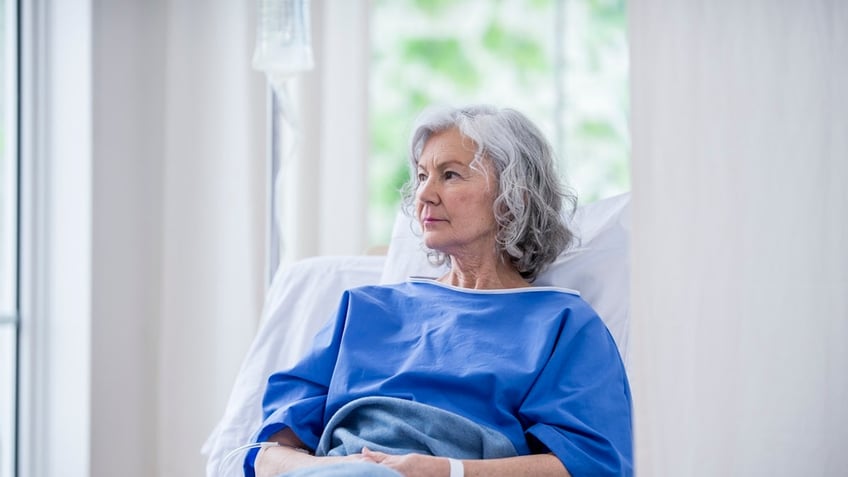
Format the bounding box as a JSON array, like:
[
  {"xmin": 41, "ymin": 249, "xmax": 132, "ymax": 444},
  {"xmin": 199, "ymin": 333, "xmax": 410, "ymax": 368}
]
[
  {"xmin": 422, "ymin": 240, "xmax": 439, "ymax": 251},
  {"xmin": 421, "ymin": 236, "xmax": 445, "ymax": 253}
]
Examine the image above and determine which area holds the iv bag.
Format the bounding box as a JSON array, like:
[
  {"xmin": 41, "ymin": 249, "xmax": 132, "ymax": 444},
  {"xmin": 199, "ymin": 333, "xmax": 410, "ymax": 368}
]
[
  {"xmin": 252, "ymin": 0, "xmax": 314, "ymax": 90},
  {"xmin": 252, "ymin": 0, "xmax": 314, "ymax": 140}
]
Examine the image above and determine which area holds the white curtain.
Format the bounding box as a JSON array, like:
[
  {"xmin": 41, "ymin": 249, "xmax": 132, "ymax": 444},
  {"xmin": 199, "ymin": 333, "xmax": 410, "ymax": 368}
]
[
  {"xmin": 158, "ymin": 0, "xmax": 266, "ymax": 475},
  {"xmin": 630, "ymin": 1, "xmax": 848, "ymax": 475},
  {"xmin": 24, "ymin": 1, "xmax": 266, "ymax": 476}
]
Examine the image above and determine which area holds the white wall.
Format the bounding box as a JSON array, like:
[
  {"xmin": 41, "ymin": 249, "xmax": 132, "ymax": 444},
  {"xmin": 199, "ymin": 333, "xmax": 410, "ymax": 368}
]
[{"xmin": 630, "ymin": 1, "xmax": 848, "ymax": 475}]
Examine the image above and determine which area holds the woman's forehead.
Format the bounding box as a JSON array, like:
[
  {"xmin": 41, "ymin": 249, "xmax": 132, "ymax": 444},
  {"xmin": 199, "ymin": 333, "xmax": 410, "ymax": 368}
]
[{"xmin": 418, "ymin": 128, "xmax": 478, "ymax": 165}]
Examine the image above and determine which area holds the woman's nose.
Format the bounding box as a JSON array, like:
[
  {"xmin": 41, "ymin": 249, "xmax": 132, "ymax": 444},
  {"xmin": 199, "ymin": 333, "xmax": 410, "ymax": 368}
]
[{"xmin": 416, "ymin": 177, "xmax": 439, "ymax": 204}]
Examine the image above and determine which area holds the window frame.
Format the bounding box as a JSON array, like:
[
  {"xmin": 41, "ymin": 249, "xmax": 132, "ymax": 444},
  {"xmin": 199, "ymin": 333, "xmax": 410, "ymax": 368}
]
[
  {"xmin": 17, "ymin": 0, "xmax": 94, "ymax": 475},
  {"xmin": 0, "ymin": 0, "xmax": 20, "ymax": 474}
]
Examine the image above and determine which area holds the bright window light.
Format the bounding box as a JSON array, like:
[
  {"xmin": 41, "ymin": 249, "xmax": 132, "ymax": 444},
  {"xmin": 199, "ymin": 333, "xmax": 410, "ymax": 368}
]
[{"xmin": 368, "ymin": 0, "xmax": 629, "ymax": 246}]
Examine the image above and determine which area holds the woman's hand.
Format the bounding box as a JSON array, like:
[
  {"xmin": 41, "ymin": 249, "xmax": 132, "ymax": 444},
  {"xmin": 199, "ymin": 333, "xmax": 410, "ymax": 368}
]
[
  {"xmin": 360, "ymin": 448, "xmax": 451, "ymax": 477},
  {"xmin": 360, "ymin": 449, "xmax": 571, "ymax": 477},
  {"xmin": 255, "ymin": 427, "xmax": 377, "ymax": 477}
]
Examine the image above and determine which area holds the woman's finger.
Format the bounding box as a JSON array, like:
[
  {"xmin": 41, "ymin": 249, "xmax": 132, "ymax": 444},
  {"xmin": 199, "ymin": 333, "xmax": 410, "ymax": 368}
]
[{"xmin": 360, "ymin": 447, "xmax": 386, "ymax": 463}]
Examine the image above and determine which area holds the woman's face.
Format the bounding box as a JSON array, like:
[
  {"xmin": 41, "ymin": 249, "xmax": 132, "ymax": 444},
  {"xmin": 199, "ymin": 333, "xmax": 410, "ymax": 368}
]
[{"xmin": 415, "ymin": 127, "xmax": 499, "ymax": 258}]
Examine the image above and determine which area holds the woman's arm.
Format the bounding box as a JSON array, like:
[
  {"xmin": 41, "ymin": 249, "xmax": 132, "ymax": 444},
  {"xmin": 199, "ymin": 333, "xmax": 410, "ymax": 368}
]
[
  {"xmin": 462, "ymin": 454, "xmax": 570, "ymax": 477},
  {"xmin": 256, "ymin": 429, "xmax": 571, "ymax": 477},
  {"xmin": 254, "ymin": 428, "xmax": 364, "ymax": 477},
  {"xmin": 361, "ymin": 450, "xmax": 571, "ymax": 477}
]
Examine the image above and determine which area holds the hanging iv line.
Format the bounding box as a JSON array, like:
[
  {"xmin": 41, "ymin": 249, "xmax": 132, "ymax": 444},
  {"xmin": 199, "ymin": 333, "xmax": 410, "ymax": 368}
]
[{"xmin": 252, "ymin": 0, "xmax": 315, "ymax": 285}]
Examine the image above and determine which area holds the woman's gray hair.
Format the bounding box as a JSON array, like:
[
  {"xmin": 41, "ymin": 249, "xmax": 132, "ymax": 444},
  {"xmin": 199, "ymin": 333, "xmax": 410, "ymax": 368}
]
[{"xmin": 400, "ymin": 104, "xmax": 577, "ymax": 282}]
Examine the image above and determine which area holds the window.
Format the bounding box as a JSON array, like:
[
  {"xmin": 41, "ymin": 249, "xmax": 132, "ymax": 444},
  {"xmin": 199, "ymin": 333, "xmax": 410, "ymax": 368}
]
[
  {"xmin": 368, "ymin": 0, "xmax": 629, "ymax": 246},
  {"xmin": 0, "ymin": 0, "xmax": 18, "ymax": 475}
]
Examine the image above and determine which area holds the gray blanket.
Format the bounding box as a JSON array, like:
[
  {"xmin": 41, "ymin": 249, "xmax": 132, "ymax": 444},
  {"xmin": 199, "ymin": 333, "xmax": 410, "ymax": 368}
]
[{"xmin": 280, "ymin": 396, "xmax": 517, "ymax": 476}]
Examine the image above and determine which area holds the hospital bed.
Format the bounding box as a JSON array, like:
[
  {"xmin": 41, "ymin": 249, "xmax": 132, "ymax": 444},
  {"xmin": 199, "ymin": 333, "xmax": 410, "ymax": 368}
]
[{"xmin": 202, "ymin": 192, "xmax": 631, "ymax": 476}]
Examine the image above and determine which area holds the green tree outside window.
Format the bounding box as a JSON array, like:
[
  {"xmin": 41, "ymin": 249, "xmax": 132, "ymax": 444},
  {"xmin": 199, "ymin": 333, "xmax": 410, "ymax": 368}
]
[{"xmin": 369, "ymin": 0, "xmax": 628, "ymax": 246}]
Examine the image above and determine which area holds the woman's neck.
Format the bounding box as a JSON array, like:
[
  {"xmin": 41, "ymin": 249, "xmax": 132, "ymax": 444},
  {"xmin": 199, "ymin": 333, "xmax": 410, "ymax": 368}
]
[{"xmin": 438, "ymin": 255, "xmax": 529, "ymax": 290}]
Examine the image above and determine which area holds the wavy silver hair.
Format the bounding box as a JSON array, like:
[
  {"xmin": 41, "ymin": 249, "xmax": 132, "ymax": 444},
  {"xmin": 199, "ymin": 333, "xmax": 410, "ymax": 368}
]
[{"xmin": 400, "ymin": 104, "xmax": 577, "ymax": 282}]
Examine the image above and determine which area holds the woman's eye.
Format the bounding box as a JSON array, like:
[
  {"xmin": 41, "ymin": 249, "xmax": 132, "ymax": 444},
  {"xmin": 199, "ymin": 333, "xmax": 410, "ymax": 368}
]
[
  {"xmin": 444, "ymin": 171, "xmax": 459, "ymax": 180},
  {"xmin": 417, "ymin": 173, "xmax": 427, "ymax": 183}
]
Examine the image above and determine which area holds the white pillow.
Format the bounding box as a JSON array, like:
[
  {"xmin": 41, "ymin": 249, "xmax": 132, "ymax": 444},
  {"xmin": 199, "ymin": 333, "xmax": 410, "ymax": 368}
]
[{"xmin": 379, "ymin": 193, "xmax": 631, "ymax": 364}]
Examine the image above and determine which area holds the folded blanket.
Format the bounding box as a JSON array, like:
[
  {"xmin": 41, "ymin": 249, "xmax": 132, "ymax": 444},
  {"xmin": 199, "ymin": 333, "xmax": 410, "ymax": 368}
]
[
  {"xmin": 316, "ymin": 396, "xmax": 518, "ymax": 459},
  {"xmin": 278, "ymin": 396, "xmax": 517, "ymax": 476}
]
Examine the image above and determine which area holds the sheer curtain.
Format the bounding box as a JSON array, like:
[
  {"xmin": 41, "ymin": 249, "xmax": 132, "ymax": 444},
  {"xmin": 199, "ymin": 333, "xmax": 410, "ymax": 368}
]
[
  {"xmin": 20, "ymin": 1, "xmax": 266, "ymax": 476},
  {"xmin": 158, "ymin": 0, "xmax": 266, "ymax": 475},
  {"xmin": 630, "ymin": 1, "xmax": 848, "ymax": 475}
]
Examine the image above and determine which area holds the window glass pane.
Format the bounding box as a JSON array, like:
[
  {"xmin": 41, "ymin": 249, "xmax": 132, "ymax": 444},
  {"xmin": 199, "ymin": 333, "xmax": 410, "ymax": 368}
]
[
  {"xmin": 368, "ymin": 0, "xmax": 628, "ymax": 246},
  {"xmin": 0, "ymin": 0, "xmax": 17, "ymax": 475},
  {"xmin": 0, "ymin": 0, "xmax": 13, "ymax": 315}
]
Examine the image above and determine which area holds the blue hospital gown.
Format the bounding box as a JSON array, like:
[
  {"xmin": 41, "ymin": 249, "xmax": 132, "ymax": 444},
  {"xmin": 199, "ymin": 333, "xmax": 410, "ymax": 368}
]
[{"xmin": 248, "ymin": 278, "xmax": 632, "ymax": 476}]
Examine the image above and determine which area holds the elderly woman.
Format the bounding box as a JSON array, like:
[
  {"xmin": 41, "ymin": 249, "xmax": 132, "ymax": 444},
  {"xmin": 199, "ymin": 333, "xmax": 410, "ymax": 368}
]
[{"xmin": 247, "ymin": 105, "xmax": 631, "ymax": 477}]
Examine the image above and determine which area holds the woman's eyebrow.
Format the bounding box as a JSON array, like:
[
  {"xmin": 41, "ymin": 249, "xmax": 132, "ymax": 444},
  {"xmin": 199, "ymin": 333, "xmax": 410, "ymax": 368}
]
[{"xmin": 419, "ymin": 157, "xmax": 468, "ymax": 171}]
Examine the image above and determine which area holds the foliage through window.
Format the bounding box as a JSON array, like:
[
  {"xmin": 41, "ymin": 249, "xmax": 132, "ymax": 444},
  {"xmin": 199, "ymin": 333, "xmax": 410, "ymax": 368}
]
[{"xmin": 368, "ymin": 0, "xmax": 628, "ymax": 246}]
